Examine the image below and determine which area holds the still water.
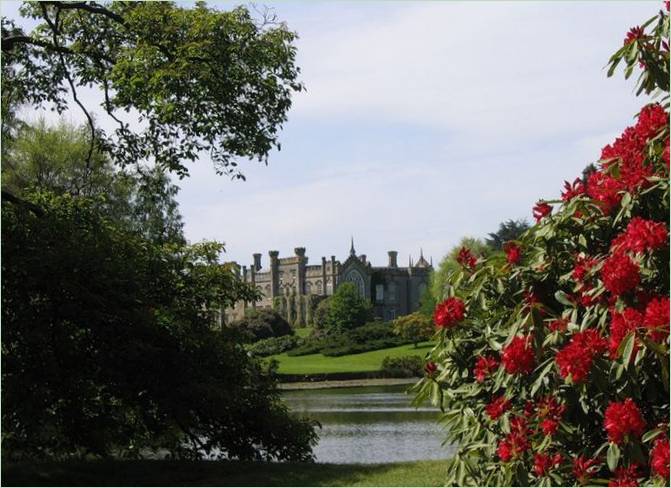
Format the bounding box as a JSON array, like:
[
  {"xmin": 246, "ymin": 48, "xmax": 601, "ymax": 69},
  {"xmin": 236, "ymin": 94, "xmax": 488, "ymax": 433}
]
[{"xmin": 283, "ymin": 384, "xmax": 454, "ymax": 464}]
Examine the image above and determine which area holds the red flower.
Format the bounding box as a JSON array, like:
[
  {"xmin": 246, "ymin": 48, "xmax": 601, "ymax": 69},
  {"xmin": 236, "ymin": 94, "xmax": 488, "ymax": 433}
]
[
  {"xmin": 610, "ymin": 217, "xmax": 668, "ymax": 254},
  {"xmin": 424, "ymin": 361, "xmax": 437, "ymax": 376},
  {"xmin": 497, "ymin": 417, "xmax": 530, "ymax": 462},
  {"xmin": 534, "ymin": 395, "xmax": 566, "ymax": 436},
  {"xmin": 650, "ymin": 437, "xmax": 670, "ymax": 480},
  {"xmin": 533, "ymin": 201, "xmax": 553, "ymax": 223},
  {"xmin": 434, "ymin": 297, "xmax": 466, "ymax": 328},
  {"xmin": 624, "ymin": 26, "xmax": 645, "ymax": 45},
  {"xmin": 503, "ymin": 242, "xmax": 521, "ymax": 265},
  {"xmin": 456, "ymin": 247, "xmax": 477, "ymax": 270},
  {"xmin": 474, "ymin": 355, "xmax": 499, "ymax": 382},
  {"xmin": 549, "ymin": 318, "xmax": 568, "ymax": 332},
  {"xmin": 573, "ymin": 255, "xmax": 598, "ymax": 282},
  {"xmin": 485, "ymin": 395, "xmax": 511, "ymax": 420},
  {"xmin": 556, "ymin": 329, "xmax": 607, "ymax": 383},
  {"xmin": 573, "ymin": 455, "xmax": 600, "ymax": 484},
  {"xmin": 562, "ymin": 178, "xmax": 586, "ymax": 201},
  {"xmin": 609, "ymin": 308, "xmax": 643, "ymax": 359},
  {"xmin": 609, "ymin": 465, "xmax": 640, "ymax": 487},
  {"xmin": 604, "ymin": 398, "xmax": 646, "ymax": 445},
  {"xmin": 587, "ymin": 172, "xmax": 623, "ymax": 214},
  {"xmin": 644, "ymin": 296, "xmax": 670, "ymax": 342},
  {"xmin": 502, "ymin": 335, "xmax": 535, "ymax": 375},
  {"xmin": 602, "ymin": 253, "xmax": 640, "ymax": 296},
  {"xmin": 533, "ymin": 452, "xmax": 562, "ymax": 477}
]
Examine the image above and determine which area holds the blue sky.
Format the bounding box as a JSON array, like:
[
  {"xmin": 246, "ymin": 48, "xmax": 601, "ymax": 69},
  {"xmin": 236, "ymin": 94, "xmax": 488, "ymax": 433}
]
[{"xmin": 2, "ymin": 1, "xmax": 660, "ymax": 269}]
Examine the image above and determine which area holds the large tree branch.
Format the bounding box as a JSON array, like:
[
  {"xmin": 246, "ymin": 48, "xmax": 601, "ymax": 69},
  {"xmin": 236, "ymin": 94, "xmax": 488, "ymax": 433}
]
[
  {"xmin": 1, "ymin": 190, "xmax": 45, "ymax": 217},
  {"xmin": 1, "ymin": 34, "xmax": 73, "ymax": 54},
  {"xmin": 41, "ymin": 1, "xmax": 125, "ymax": 25}
]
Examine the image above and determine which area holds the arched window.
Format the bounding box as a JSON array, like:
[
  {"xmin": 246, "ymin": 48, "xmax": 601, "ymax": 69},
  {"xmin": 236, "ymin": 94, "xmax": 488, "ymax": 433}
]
[{"xmin": 343, "ymin": 269, "xmax": 365, "ymax": 297}]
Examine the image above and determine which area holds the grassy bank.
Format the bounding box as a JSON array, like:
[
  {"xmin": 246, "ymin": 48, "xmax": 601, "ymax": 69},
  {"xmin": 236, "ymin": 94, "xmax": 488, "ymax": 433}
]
[
  {"xmin": 3, "ymin": 459, "xmax": 448, "ymax": 487},
  {"xmin": 270, "ymin": 342, "xmax": 434, "ymax": 375}
]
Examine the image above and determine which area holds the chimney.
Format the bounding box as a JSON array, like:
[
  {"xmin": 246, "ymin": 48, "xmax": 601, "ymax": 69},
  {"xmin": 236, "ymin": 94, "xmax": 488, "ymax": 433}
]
[
  {"xmin": 388, "ymin": 250, "xmax": 398, "ymax": 268},
  {"xmin": 253, "ymin": 253, "xmax": 262, "ymax": 271},
  {"xmin": 359, "ymin": 254, "xmax": 366, "ymax": 264},
  {"xmin": 294, "ymin": 247, "xmax": 306, "ymax": 257}
]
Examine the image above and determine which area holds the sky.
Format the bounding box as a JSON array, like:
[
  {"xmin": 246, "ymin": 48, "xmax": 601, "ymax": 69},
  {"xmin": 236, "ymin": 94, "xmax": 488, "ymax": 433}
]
[{"xmin": 2, "ymin": 1, "xmax": 661, "ymax": 269}]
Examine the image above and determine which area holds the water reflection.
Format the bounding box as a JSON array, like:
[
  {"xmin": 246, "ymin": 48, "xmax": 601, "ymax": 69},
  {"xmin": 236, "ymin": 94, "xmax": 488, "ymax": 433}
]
[{"xmin": 283, "ymin": 384, "xmax": 453, "ymax": 464}]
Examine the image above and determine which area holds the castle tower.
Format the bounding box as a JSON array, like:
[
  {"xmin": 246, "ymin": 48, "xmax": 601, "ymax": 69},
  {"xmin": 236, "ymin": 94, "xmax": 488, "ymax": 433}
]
[
  {"xmin": 269, "ymin": 250, "xmax": 279, "ymax": 299},
  {"xmin": 388, "ymin": 250, "xmax": 398, "ymax": 268}
]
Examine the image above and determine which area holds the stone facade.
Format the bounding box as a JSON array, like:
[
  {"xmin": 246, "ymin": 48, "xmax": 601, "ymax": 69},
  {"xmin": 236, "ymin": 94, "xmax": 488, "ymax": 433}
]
[{"xmin": 225, "ymin": 240, "xmax": 433, "ymax": 326}]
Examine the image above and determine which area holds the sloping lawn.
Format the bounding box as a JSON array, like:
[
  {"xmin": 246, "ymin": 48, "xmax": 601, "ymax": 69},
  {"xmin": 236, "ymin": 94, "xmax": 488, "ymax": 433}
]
[
  {"xmin": 3, "ymin": 459, "xmax": 448, "ymax": 487},
  {"xmin": 270, "ymin": 342, "xmax": 435, "ymax": 375}
]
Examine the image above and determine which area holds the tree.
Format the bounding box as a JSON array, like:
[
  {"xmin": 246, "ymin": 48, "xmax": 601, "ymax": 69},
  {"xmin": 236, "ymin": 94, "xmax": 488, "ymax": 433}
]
[
  {"xmin": 415, "ymin": 7, "xmax": 669, "ymax": 486},
  {"xmin": 230, "ymin": 309, "xmax": 293, "ymax": 343},
  {"xmin": 323, "ymin": 282, "xmax": 373, "ymax": 333},
  {"xmin": 392, "ymin": 312, "xmax": 434, "ymax": 348},
  {"xmin": 1, "ymin": 1, "xmax": 303, "ymax": 179},
  {"xmin": 2, "ymin": 190, "xmax": 317, "ymax": 461},
  {"xmin": 485, "ymin": 219, "xmax": 531, "ymax": 250},
  {"xmin": 2, "ymin": 118, "xmax": 185, "ymax": 245}
]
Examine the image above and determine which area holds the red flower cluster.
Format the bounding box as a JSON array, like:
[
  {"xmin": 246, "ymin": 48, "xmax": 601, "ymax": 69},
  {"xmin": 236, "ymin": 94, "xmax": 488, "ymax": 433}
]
[
  {"xmin": 561, "ymin": 178, "xmax": 586, "ymax": 201},
  {"xmin": 497, "ymin": 417, "xmax": 530, "ymax": 462},
  {"xmin": 533, "ymin": 452, "xmax": 562, "ymax": 477},
  {"xmin": 587, "ymin": 172, "xmax": 624, "ymax": 214},
  {"xmin": 650, "ymin": 437, "xmax": 670, "ymax": 480},
  {"xmin": 624, "ymin": 26, "xmax": 645, "ymax": 45},
  {"xmin": 611, "ymin": 217, "xmax": 669, "ymax": 254},
  {"xmin": 456, "ymin": 247, "xmax": 477, "ymax": 270},
  {"xmin": 485, "ymin": 395, "xmax": 511, "ymax": 420},
  {"xmin": 434, "ymin": 297, "xmax": 466, "ymax": 328},
  {"xmin": 533, "ymin": 395, "xmax": 566, "ymax": 436},
  {"xmin": 424, "ymin": 361, "xmax": 437, "ymax": 376},
  {"xmin": 644, "ymin": 296, "xmax": 670, "ymax": 342},
  {"xmin": 573, "ymin": 255, "xmax": 598, "ymax": 282},
  {"xmin": 548, "ymin": 318, "xmax": 568, "ymax": 332},
  {"xmin": 609, "ymin": 307, "xmax": 642, "ymax": 359},
  {"xmin": 556, "ymin": 329, "xmax": 608, "ymax": 383},
  {"xmin": 533, "ymin": 201, "xmax": 553, "ymax": 223},
  {"xmin": 602, "ymin": 253, "xmax": 640, "ymax": 296},
  {"xmin": 609, "ymin": 465, "xmax": 640, "ymax": 487},
  {"xmin": 604, "ymin": 398, "xmax": 646, "ymax": 445},
  {"xmin": 502, "ymin": 335, "xmax": 536, "ymax": 374},
  {"xmin": 503, "ymin": 242, "xmax": 522, "ymax": 265},
  {"xmin": 474, "ymin": 355, "xmax": 499, "ymax": 382},
  {"xmin": 573, "ymin": 456, "xmax": 600, "ymax": 484}
]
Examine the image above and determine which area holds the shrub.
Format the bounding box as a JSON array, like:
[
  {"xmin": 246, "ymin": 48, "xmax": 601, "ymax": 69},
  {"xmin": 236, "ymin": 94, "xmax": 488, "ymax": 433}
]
[
  {"xmin": 392, "ymin": 312, "xmax": 434, "ymax": 347},
  {"xmin": 230, "ymin": 309, "xmax": 293, "ymax": 342},
  {"xmin": 247, "ymin": 335, "xmax": 301, "ymax": 357},
  {"xmin": 381, "ymin": 355, "xmax": 424, "ymax": 378},
  {"xmin": 414, "ymin": 8, "xmax": 670, "ymax": 487},
  {"xmin": 323, "ymin": 282, "xmax": 373, "ymax": 333}
]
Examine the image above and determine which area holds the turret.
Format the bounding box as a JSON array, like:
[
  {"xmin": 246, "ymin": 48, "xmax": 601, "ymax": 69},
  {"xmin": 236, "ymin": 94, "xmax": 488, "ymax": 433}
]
[
  {"xmin": 388, "ymin": 250, "xmax": 398, "ymax": 268},
  {"xmin": 253, "ymin": 253, "xmax": 262, "ymax": 271}
]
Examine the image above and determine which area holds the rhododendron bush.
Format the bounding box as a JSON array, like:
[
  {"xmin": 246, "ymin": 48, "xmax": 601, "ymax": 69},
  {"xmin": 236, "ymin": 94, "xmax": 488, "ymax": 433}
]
[{"xmin": 415, "ymin": 6, "xmax": 670, "ymax": 487}]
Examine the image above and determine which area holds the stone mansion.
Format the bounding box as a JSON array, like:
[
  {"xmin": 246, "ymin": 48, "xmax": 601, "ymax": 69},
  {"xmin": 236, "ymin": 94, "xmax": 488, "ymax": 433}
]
[{"xmin": 225, "ymin": 240, "xmax": 433, "ymax": 326}]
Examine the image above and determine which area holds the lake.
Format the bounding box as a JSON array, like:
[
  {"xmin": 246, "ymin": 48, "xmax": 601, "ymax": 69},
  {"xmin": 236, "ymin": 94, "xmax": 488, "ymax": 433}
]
[{"xmin": 282, "ymin": 384, "xmax": 454, "ymax": 464}]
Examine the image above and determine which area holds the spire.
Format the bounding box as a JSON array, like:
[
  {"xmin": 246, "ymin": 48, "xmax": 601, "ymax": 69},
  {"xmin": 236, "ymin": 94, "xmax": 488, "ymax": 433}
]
[
  {"xmin": 430, "ymin": 256, "xmax": 433, "ymax": 266},
  {"xmin": 349, "ymin": 236, "xmax": 356, "ymax": 257},
  {"xmin": 409, "ymin": 254, "xmax": 413, "ymax": 268},
  {"xmin": 420, "ymin": 248, "xmax": 424, "ymax": 258},
  {"xmin": 415, "ymin": 248, "xmax": 430, "ymax": 268}
]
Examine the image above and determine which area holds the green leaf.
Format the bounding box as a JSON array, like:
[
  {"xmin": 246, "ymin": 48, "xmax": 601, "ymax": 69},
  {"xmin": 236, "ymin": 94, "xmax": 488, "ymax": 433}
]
[
  {"xmin": 555, "ymin": 290, "xmax": 574, "ymax": 307},
  {"xmin": 642, "ymin": 428, "xmax": 664, "ymax": 443},
  {"xmin": 607, "ymin": 442, "xmax": 621, "ymax": 472},
  {"xmin": 619, "ymin": 332, "xmax": 636, "ymax": 365}
]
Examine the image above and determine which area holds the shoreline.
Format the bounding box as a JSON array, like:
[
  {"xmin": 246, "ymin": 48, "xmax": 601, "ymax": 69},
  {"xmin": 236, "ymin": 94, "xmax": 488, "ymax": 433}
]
[{"xmin": 278, "ymin": 377, "xmax": 420, "ymax": 390}]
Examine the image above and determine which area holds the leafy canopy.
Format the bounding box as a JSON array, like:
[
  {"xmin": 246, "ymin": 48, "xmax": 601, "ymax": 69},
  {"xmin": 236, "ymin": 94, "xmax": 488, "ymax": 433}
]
[{"xmin": 1, "ymin": 1, "xmax": 303, "ymax": 178}]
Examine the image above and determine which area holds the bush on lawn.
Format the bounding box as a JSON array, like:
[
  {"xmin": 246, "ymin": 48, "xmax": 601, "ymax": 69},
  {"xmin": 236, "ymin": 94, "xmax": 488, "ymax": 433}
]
[
  {"xmin": 247, "ymin": 335, "xmax": 301, "ymax": 357},
  {"xmin": 382, "ymin": 355, "xmax": 424, "ymax": 378},
  {"xmin": 415, "ymin": 8, "xmax": 670, "ymax": 487},
  {"xmin": 230, "ymin": 309, "xmax": 293, "ymax": 343}
]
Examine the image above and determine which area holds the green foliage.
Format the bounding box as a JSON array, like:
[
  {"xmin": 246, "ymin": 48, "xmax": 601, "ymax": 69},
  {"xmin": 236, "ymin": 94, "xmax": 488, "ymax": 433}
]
[
  {"xmin": 392, "ymin": 312, "xmax": 435, "ymax": 347},
  {"xmin": 431, "ymin": 237, "xmax": 492, "ymax": 301},
  {"xmin": 414, "ymin": 9, "xmax": 670, "ymax": 486},
  {"xmin": 381, "ymin": 355, "xmax": 425, "ymax": 378},
  {"xmin": 485, "ymin": 219, "xmax": 531, "ymax": 251},
  {"xmin": 247, "ymin": 335, "xmax": 301, "ymax": 357},
  {"xmin": 312, "ymin": 297, "xmax": 332, "ymax": 329},
  {"xmin": 230, "ymin": 309, "xmax": 293, "ymax": 343},
  {"xmin": 323, "ymin": 282, "xmax": 374, "ymax": 333},
  {"xmin": 2, "ymin": 2, "xmax": 303, "ymax": 178},
  {"xmin": 2, "ymin": 191, "xmax": 316, "ymax": 462},
  {"xmin": 2, "ymin": 118, "xmax": 185, "ymax": 245}
]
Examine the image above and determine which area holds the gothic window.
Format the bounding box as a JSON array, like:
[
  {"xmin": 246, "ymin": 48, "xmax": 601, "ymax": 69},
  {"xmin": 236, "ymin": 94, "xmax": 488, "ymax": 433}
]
[
  {"xmin": 316, "ymin": 280, "xmax": 323, "ymax": 294},
  {"xmin": 388, "ymin": 282, "xmax": 397, "ymax": 302},
  {"xmin": 343, "ymin": 269, "xmax": 365, "ymax": 297},
  {"xmin": 306, "ymin": 281, "xmax": 312, "ymax": 294},
  {"xmin": 375, "ymin": 284, "xmax": 384, "ymax": 302}
]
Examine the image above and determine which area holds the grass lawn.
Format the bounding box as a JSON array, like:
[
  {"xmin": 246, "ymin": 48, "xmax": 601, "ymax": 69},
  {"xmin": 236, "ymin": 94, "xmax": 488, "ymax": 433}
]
[
  {"xmin": 3, "ymin": 459, "xmax": 448, "ymax": 487},
  {"xmin": 270, "ymin": 342, "xmax": 435, "ymax": 375}
]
